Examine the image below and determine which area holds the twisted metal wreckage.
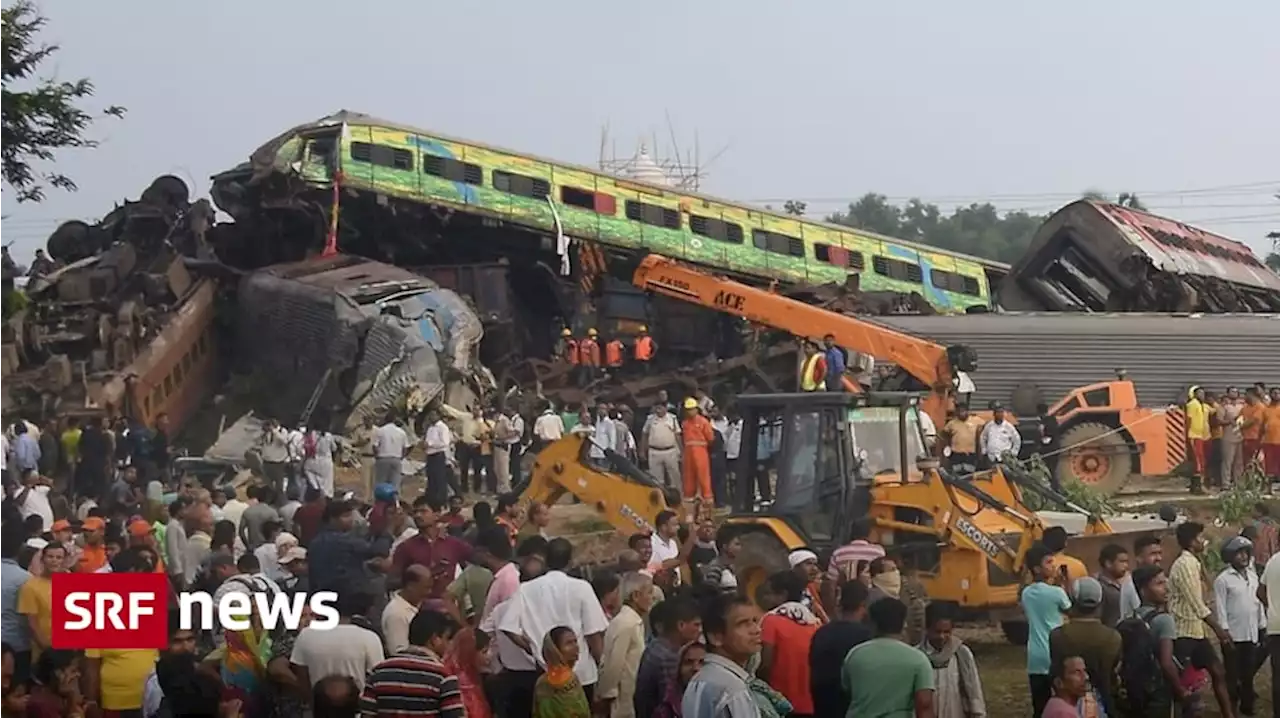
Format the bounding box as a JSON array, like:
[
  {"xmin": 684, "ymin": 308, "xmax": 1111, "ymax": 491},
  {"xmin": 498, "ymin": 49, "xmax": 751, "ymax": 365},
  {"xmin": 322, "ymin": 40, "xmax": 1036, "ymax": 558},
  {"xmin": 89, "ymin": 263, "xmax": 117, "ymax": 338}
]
[
  {"xmin": 1, "ymin": 174, "xmax": 825, "ymax": 439},
  {"xmin": 0, "ymin": 177, "xmax": 499, "ymax": 436}
]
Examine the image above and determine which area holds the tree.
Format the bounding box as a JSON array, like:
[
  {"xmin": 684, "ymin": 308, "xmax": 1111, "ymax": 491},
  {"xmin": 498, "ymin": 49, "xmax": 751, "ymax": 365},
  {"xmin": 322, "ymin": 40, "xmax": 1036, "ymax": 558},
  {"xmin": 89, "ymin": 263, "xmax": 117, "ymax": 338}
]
[
  {"xmin": 2, "ymin": 1, "xmax": 124, "ymax": 203},
  {"xmin": 826, "ymin": 193, "xmax": 1046, "ymax": 263},
  {"xmin": 782, "ymin": 200, "xmax": 807, "ymax": 216},
  {"xmin": 1082, "ymin": 189, "xmax": 1146, "ymax": 210}
]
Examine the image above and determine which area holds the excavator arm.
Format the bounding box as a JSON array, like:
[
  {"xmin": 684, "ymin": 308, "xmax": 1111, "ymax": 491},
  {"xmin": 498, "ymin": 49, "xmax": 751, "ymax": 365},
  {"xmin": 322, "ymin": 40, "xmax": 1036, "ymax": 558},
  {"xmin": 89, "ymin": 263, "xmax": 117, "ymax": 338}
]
[
  {"xmin": 517, "ymin": 433, "xmax": 677, "ymax": 535},
  {"xmin": 632, "ymin": 254, "xmax": 965, "ymax": 426}
]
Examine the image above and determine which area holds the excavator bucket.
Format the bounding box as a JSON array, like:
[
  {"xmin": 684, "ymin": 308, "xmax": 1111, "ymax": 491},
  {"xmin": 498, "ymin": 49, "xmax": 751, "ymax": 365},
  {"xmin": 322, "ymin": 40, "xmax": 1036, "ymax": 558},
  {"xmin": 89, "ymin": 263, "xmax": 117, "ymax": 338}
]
[{"xmin": 1042, "ymin": 511, "xmax": 1178, "ymax": 567}]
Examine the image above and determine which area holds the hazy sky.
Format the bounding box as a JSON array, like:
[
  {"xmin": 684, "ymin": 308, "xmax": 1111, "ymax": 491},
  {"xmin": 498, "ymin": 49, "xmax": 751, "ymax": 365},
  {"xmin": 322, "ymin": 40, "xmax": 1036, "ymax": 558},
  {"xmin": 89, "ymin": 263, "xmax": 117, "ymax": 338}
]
[{"xmin": 3, "ymin": 1, "xmax": 1278, "ymax": 261}]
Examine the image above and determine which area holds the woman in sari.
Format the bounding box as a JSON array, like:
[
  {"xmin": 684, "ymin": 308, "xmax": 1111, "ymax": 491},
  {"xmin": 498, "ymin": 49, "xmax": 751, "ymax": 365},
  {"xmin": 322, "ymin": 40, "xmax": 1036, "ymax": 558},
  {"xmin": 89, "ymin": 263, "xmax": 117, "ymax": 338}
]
[
  {"xmin": 444, "ymin": 627, "xmax": 493, "ymax": 718},
  {"xmin": 212, "ymin": 602, "xmax": 272, "ymax": 717},
  {"xmin": 532, "ymin": 626, "xmax": 590, "ymax": 718},
  {"xmin": 654, "ymin": 641, "xmax": 706, "ymax": 718}
]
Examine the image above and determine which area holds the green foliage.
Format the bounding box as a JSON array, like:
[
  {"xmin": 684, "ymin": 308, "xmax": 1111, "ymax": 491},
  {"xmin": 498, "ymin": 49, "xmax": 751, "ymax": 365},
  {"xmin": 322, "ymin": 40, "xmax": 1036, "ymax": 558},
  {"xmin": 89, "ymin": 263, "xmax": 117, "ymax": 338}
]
[
  {"xmin": 782, "ymin": 200, "xmax": 806, "ymax": 216},
  {"xmin": 1217, "ymin": 459, "xmax": 1269, "ymax": 526},
  {"xmin": 827, "ymin": 193, "xmax": 1047, "ymax": 263},
  {"xmin": 1, "ymin": 0, "xmax": 125, "ymax": 203},
  {"xmin": 829, "ymin": 190, "xmax": 1150, "ymax": 262},
  {"xmin": 1008, "ymin": 453, "xmax": 1117, "ymax": 516}
]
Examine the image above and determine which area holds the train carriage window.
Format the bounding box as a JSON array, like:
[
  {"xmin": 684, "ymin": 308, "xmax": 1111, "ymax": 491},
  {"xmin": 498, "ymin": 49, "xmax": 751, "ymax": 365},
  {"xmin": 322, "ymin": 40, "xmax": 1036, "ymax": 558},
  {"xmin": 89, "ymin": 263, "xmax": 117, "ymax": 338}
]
[
  {"xmin": 690, "ymin": 215, "xmax": 745, "ymax": 244},
  {"xmin": 493, "ymin": 170, "xmax": 551, "ymax": 199},
  {"xmin": 560, "ymin": 187, "xmax": 616, "ymax": 215},
  {"xmin": 813, "ymin": 242, "xmax": 865, "ymax": 270},
  {"xmin": 422, "ymin": 154, "xmax": 483, "ymax": 185},
  {"xmin": 929, "ymin": 268, "xmax": 982, "ymax": 296},
  {"xmin": 174, "ymin": 362, "xmax": 185, "ymax": 385},
  {"xmin": 753, "ymin": 229, "xmax": 805, "ymax": 257},
  {"xmin": 163, "ymin": 373, "xmax": 174, "ymax": 396},
  {"xmin": 872, "ymin": 255, "xmax": 923, "ymax": 283},
  {"xmin": 625, "ymin": 200, "xmax": 681, "ymax": 230},
  {"xmin": 350, "ymin": 142, "xmax": 413, "ymax": 171}
]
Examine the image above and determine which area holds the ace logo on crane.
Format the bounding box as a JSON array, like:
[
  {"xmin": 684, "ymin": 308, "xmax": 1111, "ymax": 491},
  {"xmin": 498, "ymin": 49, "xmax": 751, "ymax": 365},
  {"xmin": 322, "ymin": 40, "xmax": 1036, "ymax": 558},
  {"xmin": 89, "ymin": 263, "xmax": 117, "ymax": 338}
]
[{"xmin": 713, "ymin": 290, "xmax": 746, "ymax": 311}]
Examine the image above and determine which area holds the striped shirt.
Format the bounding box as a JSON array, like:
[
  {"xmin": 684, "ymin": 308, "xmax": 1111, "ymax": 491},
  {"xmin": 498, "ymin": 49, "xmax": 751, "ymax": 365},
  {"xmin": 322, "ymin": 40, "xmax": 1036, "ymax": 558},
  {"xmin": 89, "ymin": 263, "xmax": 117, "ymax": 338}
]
[
  {"xmin": 360, "ymin": 647, "xmax": 465, "ymax": 718},
  {"xmin": 826, "ymin": 540, "xmax": 885, "ymax": 583},
  {"xmin": 1168, "ymin": 550, "xmax": 1211, "ymax": 639}
]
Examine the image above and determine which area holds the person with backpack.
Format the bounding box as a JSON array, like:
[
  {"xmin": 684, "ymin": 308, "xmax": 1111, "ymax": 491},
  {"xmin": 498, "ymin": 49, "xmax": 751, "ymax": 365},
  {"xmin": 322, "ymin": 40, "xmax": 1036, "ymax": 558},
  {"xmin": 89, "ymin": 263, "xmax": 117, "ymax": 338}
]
[
  {"xmin": 1049, "ymin": 576, "xmax": 1121, "ymax": 717},
  {"xmin": 1167, "ymin": 521, "xmax": 1236, "ymax": 717},
  {"xmin": 1020, "ymin": 543, "xmax": 1073, "ymax": 716},
  {"xmin": 1212, "ymin": 535, "xmax": 1265, "ymax": 718},
  {"xmin": 1115, "ymin": 564, "xmax": 1185, "ymax": 717}
]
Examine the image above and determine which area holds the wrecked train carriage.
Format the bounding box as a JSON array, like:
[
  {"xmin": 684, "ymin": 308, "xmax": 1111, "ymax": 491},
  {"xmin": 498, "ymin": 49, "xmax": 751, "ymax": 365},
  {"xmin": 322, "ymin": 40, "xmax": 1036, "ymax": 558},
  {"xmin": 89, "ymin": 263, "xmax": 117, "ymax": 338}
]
[
  {"xmin": 2, "ymin": 250, "xmax": 220, "ymax": 435},
  {"xmin": 234, "ymin": 254, "xmax": 491, "ymax": 431},
  {"xmin": 1000, "ymin": 200, "xmax": 1280, "ymax": 313},
  {"xmin": 207, "ymin": 111, "xmax": 1000, "ymax": 373}
]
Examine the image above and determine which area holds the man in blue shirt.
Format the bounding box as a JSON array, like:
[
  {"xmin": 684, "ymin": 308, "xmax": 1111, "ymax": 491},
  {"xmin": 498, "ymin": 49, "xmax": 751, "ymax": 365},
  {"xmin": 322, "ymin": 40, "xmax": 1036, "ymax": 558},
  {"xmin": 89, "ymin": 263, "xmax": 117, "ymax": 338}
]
[
  {"xmin": 1021, "ymin": 542, "xmax": 1073, "ymax": 716},
  {"xmin": 9, "ymin": 423, "xmax": 40, "ymax": 476},
  {"xmin": 1, "ymin": 524, "xmax": 32, "ymax": 685},
  {"xmin": 822, "ymin": 334, "xmax": 847, "ymax": 391}
]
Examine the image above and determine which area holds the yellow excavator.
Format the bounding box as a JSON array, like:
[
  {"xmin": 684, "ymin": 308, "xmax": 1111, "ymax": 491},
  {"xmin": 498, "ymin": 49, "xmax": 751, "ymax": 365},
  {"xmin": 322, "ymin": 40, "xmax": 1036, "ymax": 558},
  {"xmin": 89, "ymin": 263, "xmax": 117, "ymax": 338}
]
[{"xmin": 517, "ymin": 257, "xmax": 1168, "ymax": 641}]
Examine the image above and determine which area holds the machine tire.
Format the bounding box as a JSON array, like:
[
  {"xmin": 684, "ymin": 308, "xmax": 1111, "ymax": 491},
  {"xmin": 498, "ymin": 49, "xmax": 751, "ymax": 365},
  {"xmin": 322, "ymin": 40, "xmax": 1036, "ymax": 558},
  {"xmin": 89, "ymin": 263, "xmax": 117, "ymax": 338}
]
[
  {"xmin": 1056, "ymin": 422, "xmax": 1130, "ymax": 495},
  {"xmin": 731, "ymin": 529, "xmax": 792, "ymax": 603},
  {"xmin": 1001, "ymin": 620, "xmax": 1029, "ymax": 645}
]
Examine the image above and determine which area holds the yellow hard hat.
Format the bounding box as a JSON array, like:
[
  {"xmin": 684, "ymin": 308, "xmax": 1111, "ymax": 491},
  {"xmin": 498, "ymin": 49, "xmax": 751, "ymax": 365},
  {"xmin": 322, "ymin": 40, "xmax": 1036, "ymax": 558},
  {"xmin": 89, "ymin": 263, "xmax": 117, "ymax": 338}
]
[
  {"xmin": 683, "ymin": 397, "xmax": 699, "ymax": 410},
  {"xmin": 638, "ymin": 325, "xmax": 648, "ymax": 332},
  {"xmin": 561, "ymin": 328, "xmax": 571, "ymax": 337},
  {"xmin": 588, "ymin": 328, "xmax": 598, "ymax": 337}
]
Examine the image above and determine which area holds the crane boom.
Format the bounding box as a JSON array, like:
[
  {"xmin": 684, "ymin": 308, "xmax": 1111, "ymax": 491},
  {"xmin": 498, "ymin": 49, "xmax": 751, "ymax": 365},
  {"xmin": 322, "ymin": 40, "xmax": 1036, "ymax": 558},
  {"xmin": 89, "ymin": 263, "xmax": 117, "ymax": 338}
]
[{"xmin": 632, "ymin": 254, "xmax": 974, "ymax": 426}]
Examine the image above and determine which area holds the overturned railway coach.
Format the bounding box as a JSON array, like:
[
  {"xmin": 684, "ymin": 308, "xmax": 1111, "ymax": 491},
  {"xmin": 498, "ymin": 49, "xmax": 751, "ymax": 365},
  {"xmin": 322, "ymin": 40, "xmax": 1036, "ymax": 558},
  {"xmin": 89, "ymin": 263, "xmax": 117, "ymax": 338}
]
[
  {"xmin": 1000, "ymin": 200, "xmax": 1280, "ymax": 313},
  {"xmin": 209, "ymin": 111, "xmax": 1002, "ymax": 329}
]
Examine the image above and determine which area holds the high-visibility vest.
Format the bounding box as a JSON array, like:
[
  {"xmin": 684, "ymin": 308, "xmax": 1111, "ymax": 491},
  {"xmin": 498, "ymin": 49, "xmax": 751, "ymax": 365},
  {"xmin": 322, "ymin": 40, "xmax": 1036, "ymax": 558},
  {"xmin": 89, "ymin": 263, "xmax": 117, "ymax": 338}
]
[
  {"xmin": 605, "ymin": 340, "xmax": 624, "ymax": 367},
  {"xmin": 579, "ymin": 339, "xmax": 601, "ymax": 366},
  {"xmin": 564, "ymin": 339, "xmax": 579, "ymax": 365},
  {"xmin": 800, "ymin": 353, "xmax": 824, "ymax": 391},
  {"xmin": 634, "ymin": 335, "xmax": 654, "ymax": 361}
]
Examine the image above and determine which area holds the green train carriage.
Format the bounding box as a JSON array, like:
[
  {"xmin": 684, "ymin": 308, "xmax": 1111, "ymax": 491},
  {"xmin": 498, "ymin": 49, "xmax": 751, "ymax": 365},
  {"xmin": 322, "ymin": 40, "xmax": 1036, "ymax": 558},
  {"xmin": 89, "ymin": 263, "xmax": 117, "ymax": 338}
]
[{"xmin": 243, "ymin": 111, "xmax": 1002, "ymax": 318}]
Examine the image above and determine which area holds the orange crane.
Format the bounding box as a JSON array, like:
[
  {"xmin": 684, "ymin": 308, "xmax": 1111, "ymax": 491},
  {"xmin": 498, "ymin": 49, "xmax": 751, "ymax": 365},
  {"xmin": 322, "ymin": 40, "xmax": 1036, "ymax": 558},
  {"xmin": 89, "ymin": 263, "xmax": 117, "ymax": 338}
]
[{"xmin": 631, "ymin": 254, "xmax": 976, "ymax": 428}]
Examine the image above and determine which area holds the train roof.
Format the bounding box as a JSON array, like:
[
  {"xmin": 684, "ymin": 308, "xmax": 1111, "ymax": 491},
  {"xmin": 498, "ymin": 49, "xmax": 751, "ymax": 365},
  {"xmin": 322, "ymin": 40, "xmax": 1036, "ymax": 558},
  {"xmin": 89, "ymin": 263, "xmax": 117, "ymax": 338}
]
[
  {"xmin": 1038, "ymin": 200, "xmax": 1280, "ymax": 293},
  {"xmin": 267, "ymin": 110, "xmax": 1014, "ymax": 272}
]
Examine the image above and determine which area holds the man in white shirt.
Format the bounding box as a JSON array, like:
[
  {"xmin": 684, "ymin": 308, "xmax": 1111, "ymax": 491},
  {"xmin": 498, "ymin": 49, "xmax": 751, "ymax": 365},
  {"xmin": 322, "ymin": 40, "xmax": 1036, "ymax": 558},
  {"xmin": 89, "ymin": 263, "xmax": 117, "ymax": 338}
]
[
  {"xmin": 980, "ymin": 404, "xmax": 1021, "ymax": 464},
  {"xmin": 498, "ymin": 538, "xmax": 609, "ymax": 700},
  {"xmin": 291, "ymin": 591, "xmax": 385, "ymax": 692},
  {"xmin": 1214, "ymin": 536, "xmax": 1265, "ymax": 716},
  {"xmin": 641, "ymin": 403, "xmax": 682, "ymax": 490},
  {"xmin": 217, "ymin": 486, "xmax": 249, "ymax": 530},
  {"xmin": 371, "ymin": 418, "xmax": 410, "ymax": 492},
  {"xmin": 506, "ymin": 409, "xmax": 526, "ymax": 484},
  {"xmin": 1260, "ymin": 549, "xmax": 1280, "ymax": 711},
  {"xmin": 382, "ymin": 564, "xmax": 433, "ymax": 655},
  {"xmin": 10, "ymin": 470, "xmax": 53, "ymax": 532},
  {"xmin": 259, "ymin": 419, "xmax": 291, "ymax": 493},
  {"xmin": 532, "ymin": 405, "xmax": 565, "ymax": 452},
  {"xmin": 423, "ymin": 412, "xmax": 453, "ymax": 505},
  {"xmin": 589, "ymin": 404, "xmax": 617, "ymax": 467},
  {"xmin": 493, "ymin": 408, "xmax": 520, "ymax": 494},
  {"xmin": 647, "ymin": 510, "xmax": 686, "ymax": 588}
]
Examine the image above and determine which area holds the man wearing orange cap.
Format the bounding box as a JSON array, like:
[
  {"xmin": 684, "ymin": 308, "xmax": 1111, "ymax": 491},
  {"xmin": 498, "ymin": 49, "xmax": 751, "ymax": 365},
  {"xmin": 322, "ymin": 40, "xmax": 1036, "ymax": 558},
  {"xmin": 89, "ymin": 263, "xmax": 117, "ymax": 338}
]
[
  {"xmin": 49, "ymin": 519, "xmax": 80, "ymax": 568},
  {"xmin": 76, "ymin": 517, "xmax": 109, "ymax": 573},
  {"xmin": 127, "ymin": 519, "xmax": 165, "ymax": 573}
]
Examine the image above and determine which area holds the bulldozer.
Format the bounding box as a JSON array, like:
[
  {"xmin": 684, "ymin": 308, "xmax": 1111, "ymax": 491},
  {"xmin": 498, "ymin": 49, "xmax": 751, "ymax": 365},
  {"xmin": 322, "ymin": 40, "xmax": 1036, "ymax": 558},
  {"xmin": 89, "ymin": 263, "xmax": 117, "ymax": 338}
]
[{"xmin": 520, "ymin": 390, "xmax": 1168, "ymax": 642}]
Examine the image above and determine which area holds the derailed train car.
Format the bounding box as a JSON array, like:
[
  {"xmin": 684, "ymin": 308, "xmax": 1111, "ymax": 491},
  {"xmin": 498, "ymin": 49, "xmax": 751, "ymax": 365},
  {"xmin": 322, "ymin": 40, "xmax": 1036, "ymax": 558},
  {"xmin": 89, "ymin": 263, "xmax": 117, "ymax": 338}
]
[
  {"xmin": 1000, "ymin": 200, "xmax": 1280, "ymax": 313},
  {"xmin": 234, "ymin": 254, "xmax": 491, "ymax": 430}
]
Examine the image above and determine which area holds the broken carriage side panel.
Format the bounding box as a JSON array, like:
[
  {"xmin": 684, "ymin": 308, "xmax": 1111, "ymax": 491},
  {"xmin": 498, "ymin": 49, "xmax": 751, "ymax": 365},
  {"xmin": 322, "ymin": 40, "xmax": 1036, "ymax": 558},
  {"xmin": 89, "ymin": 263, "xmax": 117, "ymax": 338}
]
[{"xmin": 103, "ymin": 278, "xmax": 221, "ymax": 435}]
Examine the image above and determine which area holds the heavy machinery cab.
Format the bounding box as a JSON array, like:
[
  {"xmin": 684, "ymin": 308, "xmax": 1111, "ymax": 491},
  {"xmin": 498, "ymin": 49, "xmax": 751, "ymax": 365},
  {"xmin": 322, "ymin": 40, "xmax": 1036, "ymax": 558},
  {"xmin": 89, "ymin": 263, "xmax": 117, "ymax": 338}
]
[{"xmin": 732, "ymin": 391, "xmax": 931, "ymax": 547}]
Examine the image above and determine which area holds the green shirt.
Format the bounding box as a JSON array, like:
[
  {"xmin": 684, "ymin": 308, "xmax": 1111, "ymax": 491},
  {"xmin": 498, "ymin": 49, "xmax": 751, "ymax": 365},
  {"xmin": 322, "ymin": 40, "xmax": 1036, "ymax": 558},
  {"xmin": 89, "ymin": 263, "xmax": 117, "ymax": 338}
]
[
  {"xmin": 841, "ymin": 636, "xmax": 934, "ymax": 718},
  {"xmin": 447, "ymin": 564, "xmax": 494, "ymax": 620}
]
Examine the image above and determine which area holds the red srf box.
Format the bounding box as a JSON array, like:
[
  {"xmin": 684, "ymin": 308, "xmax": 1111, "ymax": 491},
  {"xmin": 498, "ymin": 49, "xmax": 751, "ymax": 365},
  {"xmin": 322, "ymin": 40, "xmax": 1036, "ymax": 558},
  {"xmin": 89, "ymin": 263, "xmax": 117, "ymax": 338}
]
[{"xmin": 51, "ymin": 572, "xmax": 168, "ymax": 649}]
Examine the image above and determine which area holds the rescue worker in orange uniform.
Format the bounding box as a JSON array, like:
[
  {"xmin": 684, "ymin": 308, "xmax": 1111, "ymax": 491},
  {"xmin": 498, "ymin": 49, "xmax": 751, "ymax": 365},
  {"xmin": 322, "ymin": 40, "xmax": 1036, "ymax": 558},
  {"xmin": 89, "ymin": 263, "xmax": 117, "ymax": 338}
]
[
  {"xmin": 554, "ymin": 328, "xmax": 579, "ymax": 366},
  {"xmin": 633, "ymin": 325, "xmax": 656, "ymax": 374},
  {"xmin": 681, "ymin": 396, "xmax": 715, "ymax": 503},
  {"xmin": 604, "ymin": 334, "xmax": 625, "ymax": 374},
  {"xmin": 578, "ymin": 328, "xmax": 602, "ymax": 386}
]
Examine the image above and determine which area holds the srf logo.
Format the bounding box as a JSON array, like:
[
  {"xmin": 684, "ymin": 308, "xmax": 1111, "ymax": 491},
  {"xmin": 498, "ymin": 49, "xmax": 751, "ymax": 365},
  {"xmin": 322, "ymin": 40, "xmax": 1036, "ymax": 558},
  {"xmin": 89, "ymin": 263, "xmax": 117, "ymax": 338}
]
[{"xmin": 52, "ymin": 573, "xmax": 168, "ymax": 649}]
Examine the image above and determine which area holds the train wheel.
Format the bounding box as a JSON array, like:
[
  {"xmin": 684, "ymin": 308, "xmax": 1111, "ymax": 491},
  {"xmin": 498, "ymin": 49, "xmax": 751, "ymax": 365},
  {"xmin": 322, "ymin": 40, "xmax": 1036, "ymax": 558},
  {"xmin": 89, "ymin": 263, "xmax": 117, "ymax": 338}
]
[{"xmin": 1056, "ymin": 422, "xmax": 1130, "ymax": 495}]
